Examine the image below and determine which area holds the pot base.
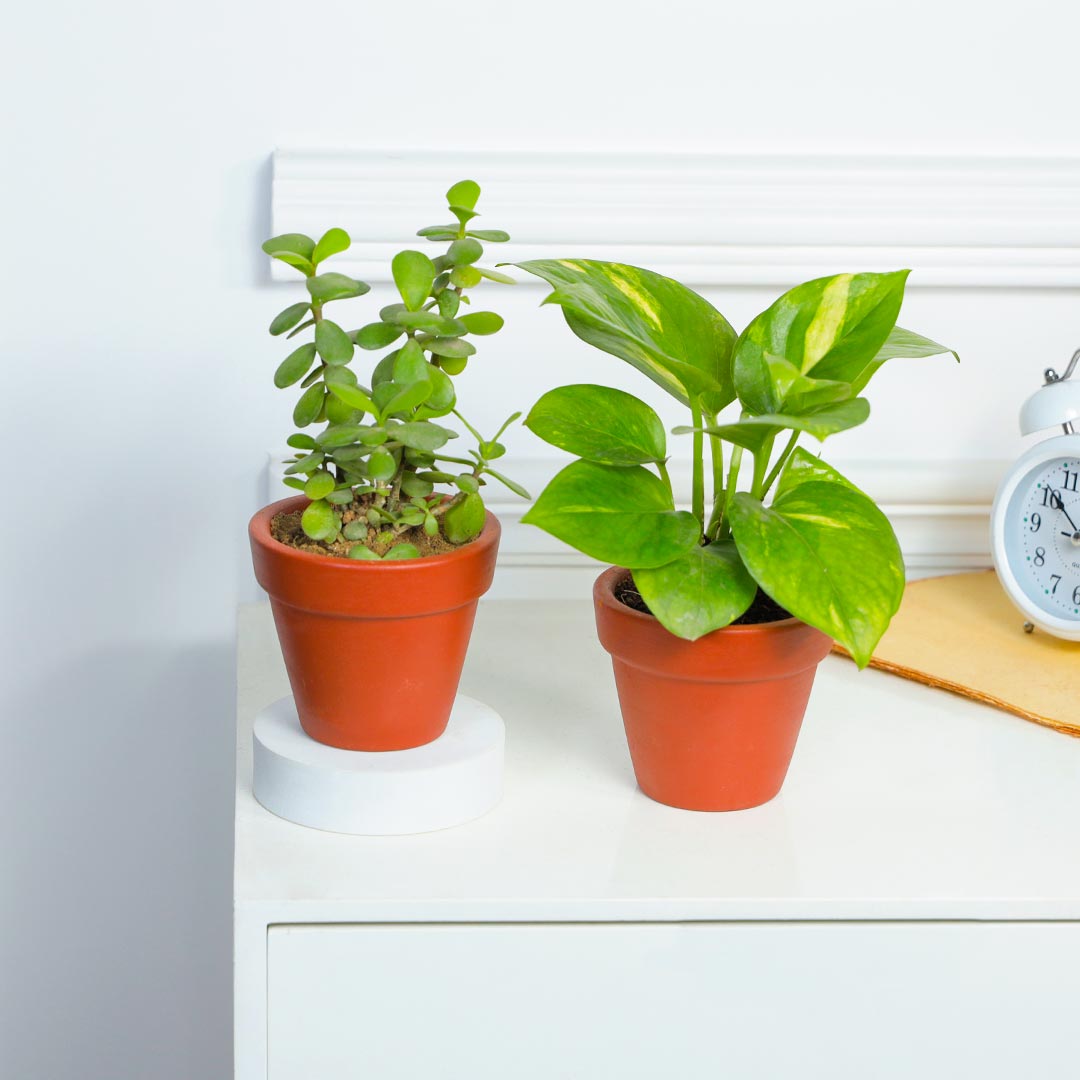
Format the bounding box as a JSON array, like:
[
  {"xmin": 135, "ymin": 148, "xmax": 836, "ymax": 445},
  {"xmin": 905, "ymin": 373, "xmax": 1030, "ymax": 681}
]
[{"xmin": 253, "ymin": 693, "xmax": 504, "ymax": 835}]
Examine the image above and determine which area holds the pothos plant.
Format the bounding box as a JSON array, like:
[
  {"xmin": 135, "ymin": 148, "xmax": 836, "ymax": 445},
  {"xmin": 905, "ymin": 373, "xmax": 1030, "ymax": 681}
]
[
  {"xmin": 262, "ymin": 180, "xmax": 527, "ymax": 560},
  {"xmin": 516, "ymin": 260, "xmax": 957, "ymax": 666}
]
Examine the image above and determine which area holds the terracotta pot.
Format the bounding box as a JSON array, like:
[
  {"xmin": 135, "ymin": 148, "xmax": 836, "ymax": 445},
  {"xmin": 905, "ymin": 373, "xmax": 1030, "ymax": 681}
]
[
  {"xmin": 593, "ymin": 566, "xmax": 832, "ymax": 811},
  {"xmin": 249, "ymin": 495, "xmax": 500, "ymax": 751}
]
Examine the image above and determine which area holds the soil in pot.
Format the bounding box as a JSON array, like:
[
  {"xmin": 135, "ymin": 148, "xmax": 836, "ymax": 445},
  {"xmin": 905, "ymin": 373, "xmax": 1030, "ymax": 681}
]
[{"xmin": 613, "ymin": 574, "xmax": 792, "ymax": 626}]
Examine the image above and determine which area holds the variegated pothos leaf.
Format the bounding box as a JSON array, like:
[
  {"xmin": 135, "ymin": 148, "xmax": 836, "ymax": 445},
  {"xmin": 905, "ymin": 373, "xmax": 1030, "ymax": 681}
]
[{"xmin": 516, "ymin": 259, "xmax": 737, "ymax": 412}]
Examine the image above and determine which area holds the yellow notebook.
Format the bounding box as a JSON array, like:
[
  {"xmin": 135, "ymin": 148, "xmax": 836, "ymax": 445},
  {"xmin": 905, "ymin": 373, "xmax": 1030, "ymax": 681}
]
[{"xmin": 834, "ymin": 570, "xmax": 1080, "ymax": 737}]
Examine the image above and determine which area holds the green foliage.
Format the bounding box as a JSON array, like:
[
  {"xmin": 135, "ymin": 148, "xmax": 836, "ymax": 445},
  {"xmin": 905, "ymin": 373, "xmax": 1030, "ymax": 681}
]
[
  {"xmin": 262, "ymin": 181, "xmax": 528, "ymax": 557},
  {"xmin": 526, "ymin": 384, "xmax": 667, "ymax": 466},
  {"xmin": 516, "ymin": 259, "xmax": 737, "ymax": 413},
  {"xmin": 522, "ymin": 460, "xmax": 699, "ymax": 568},
  {"xmin": 518, "ymin": 262, "xmax": 956, "ymax": 662}
]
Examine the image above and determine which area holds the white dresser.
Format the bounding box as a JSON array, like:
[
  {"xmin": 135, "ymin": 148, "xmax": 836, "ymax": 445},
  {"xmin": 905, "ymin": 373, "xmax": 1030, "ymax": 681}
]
[{"xmin": 235, "ymin": 599, "xmax": 1080, "ymax": 1079}]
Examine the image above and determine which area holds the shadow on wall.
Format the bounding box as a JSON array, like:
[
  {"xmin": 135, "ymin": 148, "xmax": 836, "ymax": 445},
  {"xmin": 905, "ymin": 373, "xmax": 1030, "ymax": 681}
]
[{"xmin": 1, "ymin": 641, "xmax": 235, "ymax": 1080}]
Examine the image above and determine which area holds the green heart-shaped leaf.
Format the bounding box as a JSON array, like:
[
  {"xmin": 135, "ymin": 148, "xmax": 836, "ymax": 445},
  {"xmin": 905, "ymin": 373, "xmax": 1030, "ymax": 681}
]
[
  {"xmin": 846, "ymin": 325, "xmax": 959, "ymax": 395},
  {"xmin": 522, "ymin": 460, "xmax": 699, "ymax": 569},
  {"xmin": 729, "ymin": 466, "xmax": 903, "ymax": 667},
  {"xmin": 733, "ymin": 271, "xmax": 909, "ymax": 414},
  {"xmin": 526, "ymin": 384, "xmax": 667, "ymax": 466},
  {"xmin": 516, "ymin": 259, "xmax": 736, "ymax": 412},
  {"xmin": 632, "ymin": 541, "xmax": 757, "ymax": 640}
]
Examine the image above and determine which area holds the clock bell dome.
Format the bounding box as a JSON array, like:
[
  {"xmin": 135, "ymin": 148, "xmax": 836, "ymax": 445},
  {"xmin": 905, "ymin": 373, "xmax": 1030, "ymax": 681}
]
[{"xmin": 1020, "ymin": 349, "xmax": 1080, "ymax": 436}]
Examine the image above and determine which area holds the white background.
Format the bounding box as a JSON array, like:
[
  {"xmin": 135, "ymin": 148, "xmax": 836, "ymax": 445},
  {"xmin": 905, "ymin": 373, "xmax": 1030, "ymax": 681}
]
[{"xmin": 2, "ymin": 1, "xmax": 1078, "ymax": 1076}]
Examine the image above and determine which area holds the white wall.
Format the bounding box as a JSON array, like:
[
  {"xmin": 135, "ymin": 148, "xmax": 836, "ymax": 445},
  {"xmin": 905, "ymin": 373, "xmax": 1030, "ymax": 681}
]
[{"xmin": 2, "ymin": 1, "xmax": 1077, "ymax": 1076}]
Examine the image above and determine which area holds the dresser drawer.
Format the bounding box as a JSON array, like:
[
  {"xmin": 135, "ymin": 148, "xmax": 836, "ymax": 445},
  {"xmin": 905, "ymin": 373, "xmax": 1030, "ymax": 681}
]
[{"xmin": 267, "ymin": 921, "xmax": 1079, "ymax": 1079}]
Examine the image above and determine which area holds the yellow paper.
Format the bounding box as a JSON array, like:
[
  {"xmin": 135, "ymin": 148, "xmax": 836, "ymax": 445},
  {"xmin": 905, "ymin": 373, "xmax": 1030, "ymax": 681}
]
[{"xmin": 834, "ymin": 570, "xmax": 1080, "ymax": 737}]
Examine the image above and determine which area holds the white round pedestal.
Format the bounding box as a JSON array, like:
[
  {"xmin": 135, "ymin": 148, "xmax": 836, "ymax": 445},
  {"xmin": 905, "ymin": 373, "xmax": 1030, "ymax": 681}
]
[{"xmin": 252, "ymin": 694, "xmax": 504, "ymax": 835}]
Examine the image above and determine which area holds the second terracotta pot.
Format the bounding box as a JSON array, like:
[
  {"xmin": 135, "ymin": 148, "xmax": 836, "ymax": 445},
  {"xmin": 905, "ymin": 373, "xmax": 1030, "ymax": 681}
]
[
  {"xmin": 250, "ymin": 495, "xmax": 500, "ymax": 751},
  {"xmin": 593, "ymin": 566, "xmax": 832, "ymax": 811}
]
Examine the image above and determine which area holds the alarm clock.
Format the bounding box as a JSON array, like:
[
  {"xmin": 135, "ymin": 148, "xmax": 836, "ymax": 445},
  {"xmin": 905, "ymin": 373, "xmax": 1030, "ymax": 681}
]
[{"xmin": 991, "ymin": 349, "xmax": 1080, "ymax": 640}]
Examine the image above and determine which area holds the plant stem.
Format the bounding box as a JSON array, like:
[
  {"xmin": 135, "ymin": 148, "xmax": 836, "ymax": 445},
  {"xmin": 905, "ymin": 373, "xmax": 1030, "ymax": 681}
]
[
  {"xmin": 760, "ymin": 430, "xmax": 800, "ymax": 500},
  {"xmin": 657, "ymin": 460, "xmax": 673, "ymax": 495},
  {"xmin": 716, "ymin": 446, "xmax": 742, "ymax": 540},
  {"xmin": 704, "ymin": 416, "xmax": 724, "ymax": 538},
  {"xmin": 690, "ymin": 402, "xmax": 705, "ymax": 534},
  {"xmin": 749, "ymin": 431, "xmax": 776, "ymax": 500}
]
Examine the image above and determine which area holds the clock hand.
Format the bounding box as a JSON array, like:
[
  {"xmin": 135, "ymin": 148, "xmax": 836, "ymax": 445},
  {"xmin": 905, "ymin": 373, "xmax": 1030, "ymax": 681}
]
[{"xmin": 1051, "ymin": 492, "xmax": 1080, "ymax": 533}]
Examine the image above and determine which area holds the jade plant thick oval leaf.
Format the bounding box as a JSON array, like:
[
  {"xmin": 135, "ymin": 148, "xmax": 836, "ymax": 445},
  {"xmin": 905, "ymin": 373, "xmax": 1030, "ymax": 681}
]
[
  {"xmin": 391, "ymin": 250, "xmax": 437, "ymax": 312},
  {"xmin": 522, "ymin": 460, "xmax": 699, "ymax": 569},
  {"xmin": 728, "ymin": 465, "xmax": 903, "ymax": 667},
  {"xmin": 311, "ymin": 227, "xmax": 351, "ymax": 265},
  {"xmin": 516, "ymin": 259, "xmax": 737, "ymax": 412},
  {"xmin": 306, "ymin": 272, "xmax": 370, "ymax": 304},
  {"xmin": 675, "ymin": 398, "xmax": 870, "ymax": 455},
  {"xmin": 733, "ymin": 271, "xmax": 909, "ymax": 415},
  {"xmin": 526, "ymin": 384, "xmax": 667, "ymax": 466},
  {"xmin": 633, "ymin": 541, "xmax": 757, "ymax": 640}
]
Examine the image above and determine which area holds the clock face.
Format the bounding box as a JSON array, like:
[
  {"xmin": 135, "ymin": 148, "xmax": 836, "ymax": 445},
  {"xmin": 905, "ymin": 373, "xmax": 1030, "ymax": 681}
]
[{"xmin": 1006, "ymin": 455, "xmax": 1080, "ymax": 620}]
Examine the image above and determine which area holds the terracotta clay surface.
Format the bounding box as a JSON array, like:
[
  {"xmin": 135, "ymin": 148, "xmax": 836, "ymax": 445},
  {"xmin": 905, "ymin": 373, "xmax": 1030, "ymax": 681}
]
[
  {"xmin": 250, "ymin": 495, "xmax": 500, "ymax": 751},
  {"xmin": 593, "ymin": 566, "xmax": 832, "ymax": 811}
]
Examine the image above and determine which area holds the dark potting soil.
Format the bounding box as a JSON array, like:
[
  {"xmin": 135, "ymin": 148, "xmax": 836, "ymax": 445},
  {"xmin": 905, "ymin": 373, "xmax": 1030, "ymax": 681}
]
[{"xmin": 614, "ymin": 573, "xmax": 792, "ymax": 626}]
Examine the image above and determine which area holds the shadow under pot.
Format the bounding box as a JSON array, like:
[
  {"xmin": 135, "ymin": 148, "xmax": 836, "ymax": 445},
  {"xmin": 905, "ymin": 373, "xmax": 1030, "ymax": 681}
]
[
  {"xmin": 592, "ymin": 565, "xmax": 832, "ymax": 812},
  {"xmin": 249, "ymin": 495, "xmax": 501, "ymax": 752}
]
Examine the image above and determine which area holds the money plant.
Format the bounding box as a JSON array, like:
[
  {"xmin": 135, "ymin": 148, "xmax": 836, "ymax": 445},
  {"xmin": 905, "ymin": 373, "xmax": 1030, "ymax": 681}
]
[
  {"xmin": 262, "ymin": 180, "xmax": 527, "ymax": 560},
  {"xmin": 516, "ymin": 261, "xmax": 957, "ymax": 666}
]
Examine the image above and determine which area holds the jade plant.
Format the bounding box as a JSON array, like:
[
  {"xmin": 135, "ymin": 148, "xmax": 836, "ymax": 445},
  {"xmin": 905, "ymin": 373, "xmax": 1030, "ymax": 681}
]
[
  {"xmin": 262, "ymin": 180, "xmax": 527, "ymax": 560},
  {"xmin": 516, "ymin": 260, "xmax": 956, "ymax": 665}
]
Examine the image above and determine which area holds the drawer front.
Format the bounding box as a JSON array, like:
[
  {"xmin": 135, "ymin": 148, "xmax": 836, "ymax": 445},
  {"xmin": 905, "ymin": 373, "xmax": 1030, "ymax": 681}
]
[{"xmin": 268, "ymin": 922, "xmax": 1079, "ymax": 1079}]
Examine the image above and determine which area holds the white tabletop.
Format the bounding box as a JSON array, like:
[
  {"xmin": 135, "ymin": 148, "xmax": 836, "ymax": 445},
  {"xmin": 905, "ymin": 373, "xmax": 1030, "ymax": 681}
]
[{"xmin": 236, "ymin": 599, "xmax": 1080, "ymax": 922}]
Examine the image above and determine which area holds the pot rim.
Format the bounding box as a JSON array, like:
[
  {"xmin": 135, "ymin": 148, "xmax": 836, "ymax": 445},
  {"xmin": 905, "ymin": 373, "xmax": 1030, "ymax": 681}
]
[
  {"xmin": 249, "ymin": 494, "xmax": 501, "ymax": 570},
  {"xmin": 594, "ymin": 564, "xmax": 806, "ymax": 636}
]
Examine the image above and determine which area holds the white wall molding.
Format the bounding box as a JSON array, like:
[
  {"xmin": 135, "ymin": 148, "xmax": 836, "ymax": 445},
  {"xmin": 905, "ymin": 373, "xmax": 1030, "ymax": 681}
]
[{"xmin": 270, "ymin": 149, "xmax": 1080, "ymax": 288}]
